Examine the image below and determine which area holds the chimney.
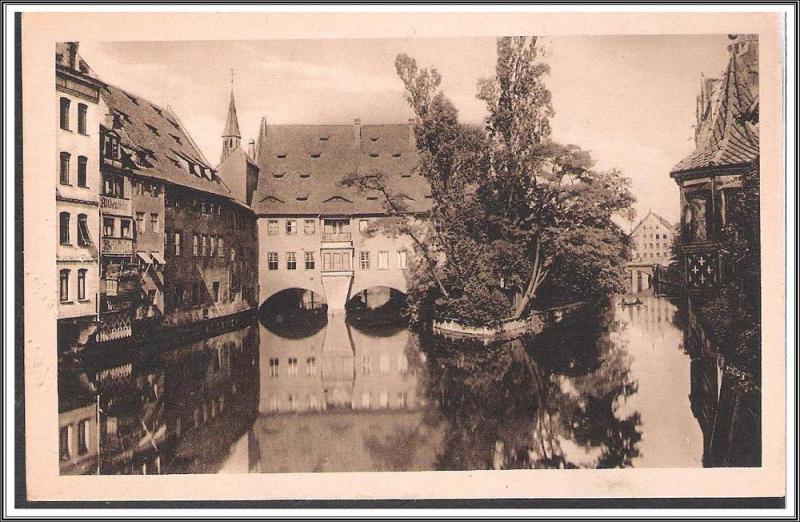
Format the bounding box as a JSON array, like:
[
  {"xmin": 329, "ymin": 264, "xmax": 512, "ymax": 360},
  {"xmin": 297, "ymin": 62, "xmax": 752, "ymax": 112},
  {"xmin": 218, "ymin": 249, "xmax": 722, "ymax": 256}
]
[
  {"xmin": 66, "ymin": 42, "xmax": 79, "ymax": 70},
  {"xmin": 248, "ymin": 139, "xmax": 256, "ymax": 159},
  {"xmin": 353, "ymin": 118, "xmax": 361, "ymax": 145}
]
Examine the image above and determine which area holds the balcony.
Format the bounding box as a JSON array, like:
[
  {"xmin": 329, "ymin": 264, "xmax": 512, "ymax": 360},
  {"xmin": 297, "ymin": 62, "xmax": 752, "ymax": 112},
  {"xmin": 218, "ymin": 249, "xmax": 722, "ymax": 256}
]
[
  {"xmin": 102, "ymin": 237, "xmax": 134, "ymax": 255},
  {"xmin": 100, "ymin": 293, "xmax": 136, "ymax": 314},
  {"xmin": 100, "ymin": 195, "xmax": 131, "ymax": 215}
]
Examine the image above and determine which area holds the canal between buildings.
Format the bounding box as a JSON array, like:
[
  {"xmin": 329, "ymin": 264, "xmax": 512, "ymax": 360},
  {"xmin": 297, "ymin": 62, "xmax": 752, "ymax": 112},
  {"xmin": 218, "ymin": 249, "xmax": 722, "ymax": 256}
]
[{"xmin": 58, "ymin": 292, "xmax": 760, "ymax": 474}]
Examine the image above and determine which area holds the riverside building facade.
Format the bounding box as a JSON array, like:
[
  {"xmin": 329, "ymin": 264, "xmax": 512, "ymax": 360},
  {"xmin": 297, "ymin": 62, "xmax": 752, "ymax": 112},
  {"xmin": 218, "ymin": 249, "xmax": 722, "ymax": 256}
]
[
  {"xmin": 251, "ymin": 118, "xmax": 431, "ymax": 314},
  {"xmin": 56, "ymin": 42, "xmax": 260, "ymax": 352}
]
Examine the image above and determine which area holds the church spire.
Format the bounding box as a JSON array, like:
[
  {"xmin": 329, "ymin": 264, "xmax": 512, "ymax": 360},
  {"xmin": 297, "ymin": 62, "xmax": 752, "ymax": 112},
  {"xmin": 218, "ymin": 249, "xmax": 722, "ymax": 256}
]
[{"xmin": 221, "ymin": 69, "xmax": 241, "ymax": 162}]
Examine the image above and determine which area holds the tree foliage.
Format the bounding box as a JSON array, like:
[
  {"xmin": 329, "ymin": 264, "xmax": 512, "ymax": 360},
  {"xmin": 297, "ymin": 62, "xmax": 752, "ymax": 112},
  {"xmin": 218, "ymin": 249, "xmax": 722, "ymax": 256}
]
[{"xmin": 344, "ymin": 37, "xmax": 635, "ymax": 326}]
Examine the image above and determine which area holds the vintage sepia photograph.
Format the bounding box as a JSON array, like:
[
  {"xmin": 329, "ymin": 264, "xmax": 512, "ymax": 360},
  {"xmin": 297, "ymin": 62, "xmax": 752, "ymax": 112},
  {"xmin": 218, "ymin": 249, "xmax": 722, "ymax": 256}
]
[{"xmin": 12, "ymin": 8, "xmax": 792, "ymax": 510}]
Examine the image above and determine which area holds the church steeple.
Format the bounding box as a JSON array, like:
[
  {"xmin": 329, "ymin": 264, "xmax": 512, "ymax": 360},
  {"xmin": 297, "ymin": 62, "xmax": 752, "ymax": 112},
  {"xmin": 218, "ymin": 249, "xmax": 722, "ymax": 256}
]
[{"xmin": 221, "ymin": 69, "xmax": 241, "ymax": 162}]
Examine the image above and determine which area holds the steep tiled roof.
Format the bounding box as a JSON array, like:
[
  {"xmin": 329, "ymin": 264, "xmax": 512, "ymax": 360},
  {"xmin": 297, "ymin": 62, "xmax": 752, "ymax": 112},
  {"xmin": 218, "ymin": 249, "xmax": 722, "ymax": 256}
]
[
  {"xmin": 671, "ymin": 38, "xmax": 759, "ymax": 175},
  {"xmin": 253, "ymin": 123, "xmax": 431, "ymax": 216},
  {"xmin": 101, "ymin": 84, "xmax": 241, "ymax": 203}
]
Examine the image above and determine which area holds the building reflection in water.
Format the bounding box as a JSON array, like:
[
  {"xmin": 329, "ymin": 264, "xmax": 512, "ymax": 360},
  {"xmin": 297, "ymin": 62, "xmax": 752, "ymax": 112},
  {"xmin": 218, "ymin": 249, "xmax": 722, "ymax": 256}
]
[
  {"xmin": 256, "ymin": 308, "xmax": 442, "ymax": 473},
  {"xmin": 58, "ymin": 292, "xmax": 760, "ymax": 474},
  {"xmin": 58, "ymin": 324, "xmax": 261, "ymax": 475}
]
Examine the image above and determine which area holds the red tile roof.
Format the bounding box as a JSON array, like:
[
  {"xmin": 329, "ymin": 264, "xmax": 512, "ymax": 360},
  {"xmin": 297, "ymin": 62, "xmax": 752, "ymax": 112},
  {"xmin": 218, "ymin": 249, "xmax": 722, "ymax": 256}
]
[
  {"xmin": 253, "ymin": 123, "xmax": 432, "ymax": 216},
  {"xmin": 671, "ymin": 40, "xmax": 759, "ymax": 175}
]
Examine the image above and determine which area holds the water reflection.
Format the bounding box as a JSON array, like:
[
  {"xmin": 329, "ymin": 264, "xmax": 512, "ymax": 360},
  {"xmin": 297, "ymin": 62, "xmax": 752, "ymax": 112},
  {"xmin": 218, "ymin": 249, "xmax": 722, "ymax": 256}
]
[{"xmin": 58, "ymin": 293, "xmax": 760, "ymax": 474}]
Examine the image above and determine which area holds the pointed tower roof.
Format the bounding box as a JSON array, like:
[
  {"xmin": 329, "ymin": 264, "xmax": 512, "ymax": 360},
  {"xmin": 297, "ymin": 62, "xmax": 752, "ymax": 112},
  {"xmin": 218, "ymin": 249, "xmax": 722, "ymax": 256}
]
[
  {"xmin": 223, "ymin": 90, "xmax": 241, "ymax": 138},
  {"xmin": 671, "ymin": 35, "xmax": 758, "ymax": 176},
  {"xmin": 255, "ymin": 116, "xmax": 268, "ymax": 160}
]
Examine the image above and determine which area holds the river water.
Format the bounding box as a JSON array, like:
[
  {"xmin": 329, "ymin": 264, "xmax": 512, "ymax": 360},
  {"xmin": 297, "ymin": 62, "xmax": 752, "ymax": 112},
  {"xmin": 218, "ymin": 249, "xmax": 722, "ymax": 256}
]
[{"xmin": 58, "ymin": 293, "xmax": 760, "ymax": 474}]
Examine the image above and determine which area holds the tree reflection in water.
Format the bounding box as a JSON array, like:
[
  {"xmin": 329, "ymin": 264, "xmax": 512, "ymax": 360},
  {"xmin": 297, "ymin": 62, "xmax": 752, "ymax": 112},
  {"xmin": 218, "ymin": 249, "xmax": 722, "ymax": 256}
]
[{"xmin": 420, "ymin": 300, "xmax": 642, "ymax": 470}]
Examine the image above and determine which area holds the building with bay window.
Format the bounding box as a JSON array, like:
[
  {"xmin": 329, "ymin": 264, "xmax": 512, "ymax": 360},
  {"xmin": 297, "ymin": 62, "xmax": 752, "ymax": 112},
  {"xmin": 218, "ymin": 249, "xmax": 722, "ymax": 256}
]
[
  {"xmin": 251, "ymin": 117, "xmax": 431, "ymax": 314},
  {"xmin": 670, "ymin": 34, "xmax": 759, "ymax": 294}
]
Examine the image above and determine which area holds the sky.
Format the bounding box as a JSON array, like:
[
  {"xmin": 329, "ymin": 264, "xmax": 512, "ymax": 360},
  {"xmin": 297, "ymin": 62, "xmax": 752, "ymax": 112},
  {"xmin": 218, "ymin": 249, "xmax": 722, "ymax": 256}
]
[{"xmin": 78, "ymin": 35, "xmax": 732, "ymax": 229}]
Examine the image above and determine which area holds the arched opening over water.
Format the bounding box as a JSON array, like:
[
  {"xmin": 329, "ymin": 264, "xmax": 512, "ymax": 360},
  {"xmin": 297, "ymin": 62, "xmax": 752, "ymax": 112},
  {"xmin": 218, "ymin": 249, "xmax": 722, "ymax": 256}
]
[
  {"xmin": 258, "ymin": 288, "xmax": 327, "ymax": 339},
  {"xmin": 345, "ymin": 286, "xmax": 408, "ymax": 336}
]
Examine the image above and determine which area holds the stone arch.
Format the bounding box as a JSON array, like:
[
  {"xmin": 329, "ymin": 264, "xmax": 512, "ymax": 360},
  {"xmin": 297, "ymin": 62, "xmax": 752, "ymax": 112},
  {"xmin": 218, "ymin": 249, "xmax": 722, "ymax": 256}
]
[{"xmin": 259, "ymin": 286, "xmax": 327, "ymax": 312}]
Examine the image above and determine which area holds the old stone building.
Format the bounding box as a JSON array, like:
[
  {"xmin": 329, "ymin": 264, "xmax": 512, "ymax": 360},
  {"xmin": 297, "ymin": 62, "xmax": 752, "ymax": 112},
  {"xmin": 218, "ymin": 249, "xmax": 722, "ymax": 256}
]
[
  {"xmin": 670, "ymin": 34, "xmax": 759, "ymax": 293},
  {"xmin": 100, "ymin": 83, "xmax": 259, "ymax": 331},
  {"xmin": 626, "ymin": 210, "xmax": 677, "ymax": 292},
  {"xmin": 56, "ymin": 42, "xmax": 104, "ymax": 351},
  {"xmin": 251, "ymin": 118, "xmax": 431, "ymax": 314}
]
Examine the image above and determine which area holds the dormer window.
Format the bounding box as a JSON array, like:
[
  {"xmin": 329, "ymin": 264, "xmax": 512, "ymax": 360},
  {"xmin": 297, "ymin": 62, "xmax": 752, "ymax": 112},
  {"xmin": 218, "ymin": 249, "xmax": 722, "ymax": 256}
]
[
  {"xmin": 300, "ymin": 173, "xmax": 310, "ymax": 179},
  {"xmin": 273, "ymin": 171, "xmax": 285, "ymax": 179},
  {"xmin": 366, "ymin": 195, "xmax": 378, "ymax": 201},
  {"xmin": 370, "ymin": 136, "xmax": 379, "ymax": 142},
  {"xmin": 169, "ymin": 133, "xmax": 182, "ymax": 145},
  {"xmin": 310, "ymin": 153, "xmax": 321, "ymax": 159},
  {"xmin": 102, "ymin": 133, "xmax": 120, "ymax": 160},
  {"xmin": 392, "ymin": 152, "xmax": 402, "ymax": 158},
  {"xmin": 166, "ymin": 118, "xmax": 180, "ymax": 130},
  {"xmin": 276, "ymin": 153, "xmax": 287, "ymax": 159},
  {"xmin": 369, "ymin": 152, "xmax": 379, "ymax": 158},
  {"xmin": 124, "ymin": 92, "xmax": 140, "ymax": 105},
  {"xmin": 296, "ymin": 195, "xmax": 308, "ymax": 201},
  {"xmin": 151, "ymin": 104, "xmax": 163, "ymax": 116},
  {"xmin": 401, "ymin": 171, "xmax": 412, "ymax": 178},
  {"xmin": 319, "ymin": 136, "xmax": 329, "ymax": 141},
  {"xmin": 145, "ymin": 123, "xmax": 160, "ymax": 136}
]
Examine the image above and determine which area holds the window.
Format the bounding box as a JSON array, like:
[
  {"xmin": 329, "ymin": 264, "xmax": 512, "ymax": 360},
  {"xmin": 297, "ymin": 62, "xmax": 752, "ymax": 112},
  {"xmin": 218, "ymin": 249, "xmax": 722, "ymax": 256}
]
[
  {"xmin": 267, "ymin": 219, "xmax": 279, "ymax": 235},
  {"xmin": 398, "ymin": 354, "xmax": 408, "ymax": 373},
  {"xmin": 359, "ymin": 219, "xmax": 369, "ymax": 232},
  {"xmin": 203, "ymin": 235, "xmax": 210, "ymax": 256},
  {"xmin": 77, "ymin": 419, "xmax": 88, "ymax": 455},
  {"xmin": 77, "ymin": 214, "xmax": 91, "ymax": 246},
  {"xmin": 59, "ymin": 426, "xmax": 70, "ymax": 461},
  {"xmin": 209, "ymin": 235, "xmax": 216, "ymax": 257},
  {"xmin": 217, "ymin": 237, "xmax": 224, "ymax": 257},
  {"xmin": 77, "ymin": 156, "xmax": 87, "ymax": 187},
  {"xmin": 193, "ymin": 234, "xmax": 199, "ymax": 256},
  {"xmin": 288, "ymin": 394, "xmax": 299, "ymax": 412},
  {"xmin": 377, "ymin": 251, "xmax": 389, "ymax": 270},
  {"xmin": 288, "ymin": 357, "xmax": 298, "ymax": 377},
  {"xmin": 212, "ymin": 282, "xmax": 220, "ymax": 302},
  {"xmin": 174, "ymin": 232, "xmax": 182, "ymax": 256},
  {"xmin": 59, "ymin": 97, "xmax": 70, "ymax": 130},
  {"xmin": 77, "ymin": 103, "xmax": 88, "ymax": 134},
  {"xmin": 286, "ymin": 252, "xmax": 297, "ymax": 270},
  {"xmin": 304, "ymin": 252, "xmax": 315, "ymax": 270},
  {"xmin": 379, "ymin": 391, "xmax": 389, "ymax": 408},
  {"xmin": 192, "ymin": 282, "xmax": 200, "ymax": 305},
  {"xmin": 286, "ymin": 220, "xmax": 297, "ymax": 235},
  {"xmin": 304, "ymin": 219, "xmax": 316, "ymax": 235},
  {"xmin": 135, "ymin": 212, "xmax": 145, "ymax": 233},
  {"xmin": 269, "ymin": 358, "xmax": 279, "ymax": 377},
  {"xmin": 59, "ymin": 152, "xmax": 70, "ymax": 185},
  {"xmin": 306, "ymin": 357, "xmax": 316, "ymax": 376},
  {"xmin": 379, "ymin": 354, "xmax": 390, "ymax": 374},
  {"xmin": 397, "ymin": 251, "xmax": 408, "ymax": 269},
  {"xmin": 103, "ymin": 133, "xmax": 119, "ymax": 160},
  {"xmin": 59, "ymin": 212, "xmax": 70, "ymax": 244},
  {"xmin": 397, "ymin": 392, "xmax": 408, "ymax": 409},
  {"xmin": 120, "ymin": 219, "xmax": 131, "ymax": 238},
  {"xmin": 103, "ymin": 217, "xmax": 114, "ymax": 237},
  {"xmin": 308, "ymin": 395, "xmax": 318, "ymax": 410},
  {"xmin": 362, "ymin": 356, "xmax": 372, "ymax": 375},
  {"xmin": 103, "ymin": 174, "xmax": 124, "ymax": 197},
  {"xmin": 77, "ymin": 269, "xmax": 86, "ymax": 300},
  {"xmin": 361, "ymin": 392, "xmax": 371, "ymax": 409},
  {"xmin": 267, "ymin": 252, "xmax": 278, "ymax": 270},
  {"xmin": 59, "ymin": 269, "xmax": 70, "ymax": 302},
  {"xmin": 359, "ymin": 251, "xmax": 370, "ymax": 270},
  {"xmin": 150, "ymin": 213, "xmax": 159, "ymax": 234}
]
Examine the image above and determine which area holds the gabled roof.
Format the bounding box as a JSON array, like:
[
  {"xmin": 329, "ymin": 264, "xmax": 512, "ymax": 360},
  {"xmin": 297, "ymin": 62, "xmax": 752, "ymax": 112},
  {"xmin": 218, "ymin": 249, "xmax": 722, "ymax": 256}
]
[
  {"xmin": 100, "ymin": 84, "xmax": 241, "ymax": 203},
  {"xmin": 671, "ymin": 37, "xmax": 759, "ymax": 175},
  {"xmin": 252, "ymin": 123, "xmax": 431, "ymax": 216},
  {"xmin": 629, "ymin": 210, "xmax": 677, "ymax": 237}
]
